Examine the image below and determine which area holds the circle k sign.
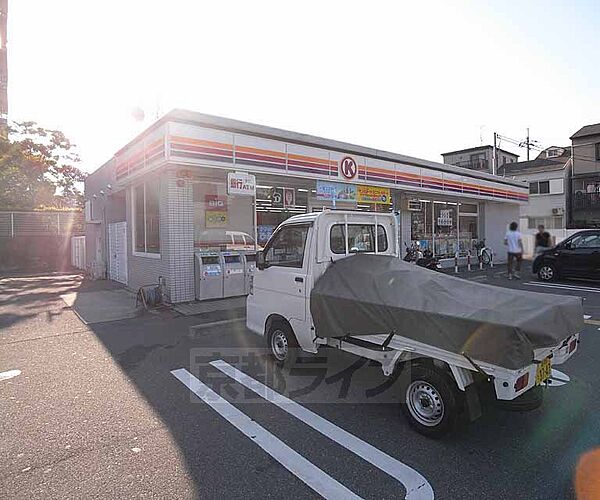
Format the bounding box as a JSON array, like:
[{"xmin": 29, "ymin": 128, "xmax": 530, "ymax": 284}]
[{"xmin": 340, "ymin": 156, "xmax": 358, "ymax": 180}]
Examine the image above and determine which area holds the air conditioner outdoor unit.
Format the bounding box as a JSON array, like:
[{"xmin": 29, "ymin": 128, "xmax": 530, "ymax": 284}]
[
  {"xmin": 552, "ymin": 208, "xmax": 565, "ymax": 216},
  {"xmin": 575, "ymin": 190, "xmax": 585, "ymax": 197}
]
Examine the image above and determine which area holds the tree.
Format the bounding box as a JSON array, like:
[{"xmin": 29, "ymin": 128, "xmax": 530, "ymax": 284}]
[{"xmin": 0, "ymin": 121, "xmax": 87, "ymax": 210}]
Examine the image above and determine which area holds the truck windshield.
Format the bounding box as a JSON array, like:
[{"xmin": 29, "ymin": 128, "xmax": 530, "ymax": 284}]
[{"xmin": 330, "ymin": 224, "xmax": 388, "ymax": 254}]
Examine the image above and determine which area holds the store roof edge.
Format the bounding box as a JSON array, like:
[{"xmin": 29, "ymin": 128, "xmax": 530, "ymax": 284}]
[{"xmin": 107, "ymin": 108, "xmax": 526, "ymax": 189}]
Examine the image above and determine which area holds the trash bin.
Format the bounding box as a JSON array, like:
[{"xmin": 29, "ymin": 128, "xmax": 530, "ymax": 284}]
[
  {"xmin": 243, "ymin": 252, "xmax": 257, "ymax": 295},
  {"xmin": 222, "ymin": 251, "xmax": 245, "ymax": 297},
  {"xmin": 194, "ymin": 251, "xmax": 224, "ymax": 300}
]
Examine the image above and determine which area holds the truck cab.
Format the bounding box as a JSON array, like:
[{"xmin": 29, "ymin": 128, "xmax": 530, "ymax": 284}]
[{"xmin": 246, "ymin": 211, "xmax": 398, "ymax": 353}]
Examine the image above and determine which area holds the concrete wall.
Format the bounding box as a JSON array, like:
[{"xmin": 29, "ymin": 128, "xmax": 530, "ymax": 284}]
[
  {"xmin": 483, "ymin": 201, "xmax": 520, "ymax": 263},
  {"xmin": 84, "ymin": 158, "xmax": 118, "ymax": 278}
]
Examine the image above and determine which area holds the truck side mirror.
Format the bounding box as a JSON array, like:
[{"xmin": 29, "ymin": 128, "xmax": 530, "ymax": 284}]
[{"xmin": 256, "ymin": 250, "xmax": 267, "ymax": 270}]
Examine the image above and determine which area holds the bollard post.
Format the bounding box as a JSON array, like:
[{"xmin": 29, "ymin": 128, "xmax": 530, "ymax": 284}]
[
  {"xmin": 489, "ymin": 250, "xmax": 494, "ymax": 268},
  {"xmin": 479, "ymin": 252, "xmax": 483, "ymax": 270},
  {"xmin": 454, "ymin": 252, "xmax": 459, "ymax": 273},
  {"xmin": 467, "ymin": 250, "xmax": 471, "ymax": 272}
]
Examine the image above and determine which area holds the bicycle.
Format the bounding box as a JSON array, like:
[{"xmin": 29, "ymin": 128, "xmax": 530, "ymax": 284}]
[{"xmin": 473, "ymin": 239, "xmax": 492, "ymax": 265}]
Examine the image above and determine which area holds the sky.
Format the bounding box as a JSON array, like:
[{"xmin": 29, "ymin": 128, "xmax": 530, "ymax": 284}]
[{"xmin": 8, "ymin": 0, "xmax": 600, "ymax": 173}]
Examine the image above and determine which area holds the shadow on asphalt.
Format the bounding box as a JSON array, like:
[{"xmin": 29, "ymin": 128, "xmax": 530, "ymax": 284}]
[
  {"xmin": 84, "ymin": 295, "xmax": 592, "ymax": 499},
  {"xmin": 3, "ymin": 271, "xmax": 596, "ymax": 499}
]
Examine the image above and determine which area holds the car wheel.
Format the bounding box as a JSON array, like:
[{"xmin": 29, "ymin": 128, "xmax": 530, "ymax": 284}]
[
  {"xmin": 538, "ymin": 264, "xmax": 556, "ymax": 282},
  {"xmin": 399, "ymin": 364, "xmax": 461, "ymax": 438},
  {"xmin": 267, "ymin": 321, "xmax": 299, "ymax": 368}
]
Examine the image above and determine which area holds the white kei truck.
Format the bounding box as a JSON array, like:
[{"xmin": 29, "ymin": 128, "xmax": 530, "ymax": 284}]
[{"xmin": 246, "ymin": 211, "xmax": 582, "ymax": 437}]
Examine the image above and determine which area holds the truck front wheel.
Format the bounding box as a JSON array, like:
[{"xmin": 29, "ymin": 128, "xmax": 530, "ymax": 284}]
[
  {"xmin": 399, "ymin": 364, "xmax": 461, "ymax": 438},
  {"xmin": 267, "ymin": 322, "xmax": 299, "ymax": 368}
]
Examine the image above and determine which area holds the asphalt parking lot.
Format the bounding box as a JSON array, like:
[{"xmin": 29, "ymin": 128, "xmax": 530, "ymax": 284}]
[{"xmin": 1, "ymin": 269, "xmax": 600, "ymax": 499}]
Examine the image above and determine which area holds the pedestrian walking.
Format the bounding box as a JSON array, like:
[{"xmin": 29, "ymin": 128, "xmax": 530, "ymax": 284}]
[
  {"xmin": 534, "ymin": 224, "xmax": 551, "ymax": 257},
  {"xmin": 504, "ymin": 221, "xmax": 523, "ymax": 280}
]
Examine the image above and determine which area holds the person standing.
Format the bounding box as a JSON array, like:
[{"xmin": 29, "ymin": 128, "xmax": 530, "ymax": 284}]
[
  {"xmin": 534, "ymin": 224, "xmax": 551, "ymax": 256},
  {"xmin": 504, "ymin": 221, "xmax": 523, "ymax": 280}
]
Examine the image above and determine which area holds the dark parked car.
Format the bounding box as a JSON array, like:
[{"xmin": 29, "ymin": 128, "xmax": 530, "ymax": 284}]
[{"xmin": 533, "ymin": 230, "xmax": 600, "ymax": 281}]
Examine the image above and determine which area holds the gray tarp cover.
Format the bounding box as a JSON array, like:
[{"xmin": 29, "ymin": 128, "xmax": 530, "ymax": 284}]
[{"xmin": 310, "ymin": 254, "xmax": 583, "ymax": 370}]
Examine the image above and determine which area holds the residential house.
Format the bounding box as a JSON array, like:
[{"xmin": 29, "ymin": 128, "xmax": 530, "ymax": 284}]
[
  {"xmin": 498, "ymin": 147, "xmax": 570, "ymax": 253},
  {"xmin": 442, "ymin": 145, "xmax": 518, "ymax": 174},
  {"xmin": 570, "ymin": 123, "xmax": 600, "ymax": 228}
]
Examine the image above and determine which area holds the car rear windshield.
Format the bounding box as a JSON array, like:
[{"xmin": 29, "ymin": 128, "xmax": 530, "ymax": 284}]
[{"xmin": 330, "ymin": 224, "xmax": 388, "ymax": 254}]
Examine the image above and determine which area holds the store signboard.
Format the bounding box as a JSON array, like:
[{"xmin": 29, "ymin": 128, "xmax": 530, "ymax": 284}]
[
  {"xmin": 316, "ymin": 181, "xmax": 390, "ymax": 204},
  {"xmin": 206, "ymin": 211, "xmax": 228, "ymax": 228},
  {"xmin": 283, "ymin": 187, "xmax": 295, "ymax": 208},
  {"xmin": 357, "ymin": 185, "xmax": 391, "ymax": 204},
  {"xmin": 316, "ymin": 181, "xmax": 357, "ymax": 201},
  {"xmin": 205, "ymin": 195, "xmax": 227, "ymax": 211},
  {"xmin": 407, "ymin": 199, "xmax": 422, "ymax": 211},
  {"xmin": 437, "ymin": 209, "xmax": 453, "ymax": 227},
  {"xmin": 227, "ymin": 172, "xmax": 256, "ymax": 196},
  {"xmin": 271, "ymin": 187, "xmax": 284, "ymax": 208}
]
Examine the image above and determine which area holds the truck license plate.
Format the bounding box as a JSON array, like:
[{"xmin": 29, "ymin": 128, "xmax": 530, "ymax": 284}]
[{"xmin": 535, "ymin": 357, "xmax": 552, "ymax": 385}]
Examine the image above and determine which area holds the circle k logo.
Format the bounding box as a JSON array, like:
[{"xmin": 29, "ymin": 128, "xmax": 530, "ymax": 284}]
[{"xmin": 340, "ymin": 156, "xmax": 358, "ymax": 180}]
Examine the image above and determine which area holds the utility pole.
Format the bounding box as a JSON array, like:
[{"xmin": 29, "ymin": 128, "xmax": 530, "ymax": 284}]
[
  {"xmin": 518, "ymin": 127, "xmax": 540, "ymax": 161},
  {"xmin": 492, "ymin": 132, "xmax": 497, "ymax": 175},
  {"xmin": 0, "ymin": 0, "xmax": 7, "ymax": 138}
]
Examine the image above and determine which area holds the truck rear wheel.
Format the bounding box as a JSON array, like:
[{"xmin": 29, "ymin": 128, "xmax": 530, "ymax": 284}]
[
  {"xmin": 267, "ymin": 322, "xmax": 299, "ymax": 368},
  {"xmin": 399, "ymin": 364, "xmax": 461, "ymax": 438}
]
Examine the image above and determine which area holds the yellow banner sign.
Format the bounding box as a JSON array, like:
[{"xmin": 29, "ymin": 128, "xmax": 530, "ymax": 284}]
[
  {"xmin": 357, "ymin": 185, "xmax": 391, "ymax": 204},
  {"xmin": 205, "ymin": 211, "xmax": 228, "ymax": 228}
]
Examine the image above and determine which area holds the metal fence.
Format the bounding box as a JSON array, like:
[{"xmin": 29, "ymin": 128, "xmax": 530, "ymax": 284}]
[{"xmin": 0, "ymin": 211, "xmax": 85, "ymax": 237}]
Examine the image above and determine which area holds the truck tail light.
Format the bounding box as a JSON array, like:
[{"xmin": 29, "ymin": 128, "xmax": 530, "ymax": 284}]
[
  {"xmin": 569, "ymin": 339, "xmax": 577, "ymax": 353},
  {"xmin": 514, "ymin": 372, "xmax": 529, "ymax": 392}
]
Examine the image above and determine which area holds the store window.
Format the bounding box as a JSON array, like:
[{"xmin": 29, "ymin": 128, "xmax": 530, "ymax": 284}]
[
  {"xmin": 433, "ymin": 202, "xmax": 458, "ymax": 258},
  {"xmin": 133, "ymin": 179, "xmax": 160, "ymax": 255},
  {"xmin": 459, "ymin": 203, "xmax": 479, "ymax": 256},
  {"xmin": 264, "ymin": 224, "xmax": 310, "ymax": 268},
  {"xmin": 330, "ymin": 224, "xmax": 388, "ymax": 254},
  {"xmin": 410, "ymin": 199, "xmax": 479, "ymax": 258},
  {"xmin": 256, "ymin": 186, "xmax": 308, "ymax": 246},
  {"xmin": 410, "ymin": 200, "xmax": 433, "ymax": 251},
  {"xmin": 193, "ymin": 171, "xmax": 256, "ymax": 252}
]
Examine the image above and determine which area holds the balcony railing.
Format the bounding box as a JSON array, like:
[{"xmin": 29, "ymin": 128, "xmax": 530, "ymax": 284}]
[
  {"xmin": 451, "ymin": 159, "xmax": 489, "ymax": 170},
  {"xmin": 572, "ymin": 192, "xmax": 600, "ymax": 211}
]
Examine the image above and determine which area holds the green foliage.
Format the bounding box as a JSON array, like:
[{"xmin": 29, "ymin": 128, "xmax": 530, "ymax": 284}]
[{"xmin": 0, "ymin": 121, "xmax": 87, "ymax": 210}]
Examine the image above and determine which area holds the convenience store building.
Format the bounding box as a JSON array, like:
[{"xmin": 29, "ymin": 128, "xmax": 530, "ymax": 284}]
[{"xmin": 85, "ymin": 110, "xmax": 528, "ymax": 303}]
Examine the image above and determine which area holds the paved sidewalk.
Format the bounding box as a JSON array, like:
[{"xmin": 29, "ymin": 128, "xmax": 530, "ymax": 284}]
[{"xmin": 442, "ymin": 260, "xmax": 534, "ymax": 282}]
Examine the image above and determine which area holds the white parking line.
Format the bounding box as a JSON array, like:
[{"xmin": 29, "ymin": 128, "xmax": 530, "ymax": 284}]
[
  {"xmin": 523, "ymin": 282, "xmax": 600, "ymax": 293},
  {"xmin": 210, "ymin": 360, "xmax": 434, "ymax": 500},
  {"xmin": 170, "ymin": 368, "xmax": 361, "ymax": 500},
  {"xmin": 0, "ymin": 369, "xmax": 21, "ymax": 382}
]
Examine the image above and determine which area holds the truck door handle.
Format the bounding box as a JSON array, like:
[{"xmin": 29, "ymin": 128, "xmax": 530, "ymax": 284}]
[{"xmin": 294, "ymin": 277, "xmax": 304, "ymax": 283}]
